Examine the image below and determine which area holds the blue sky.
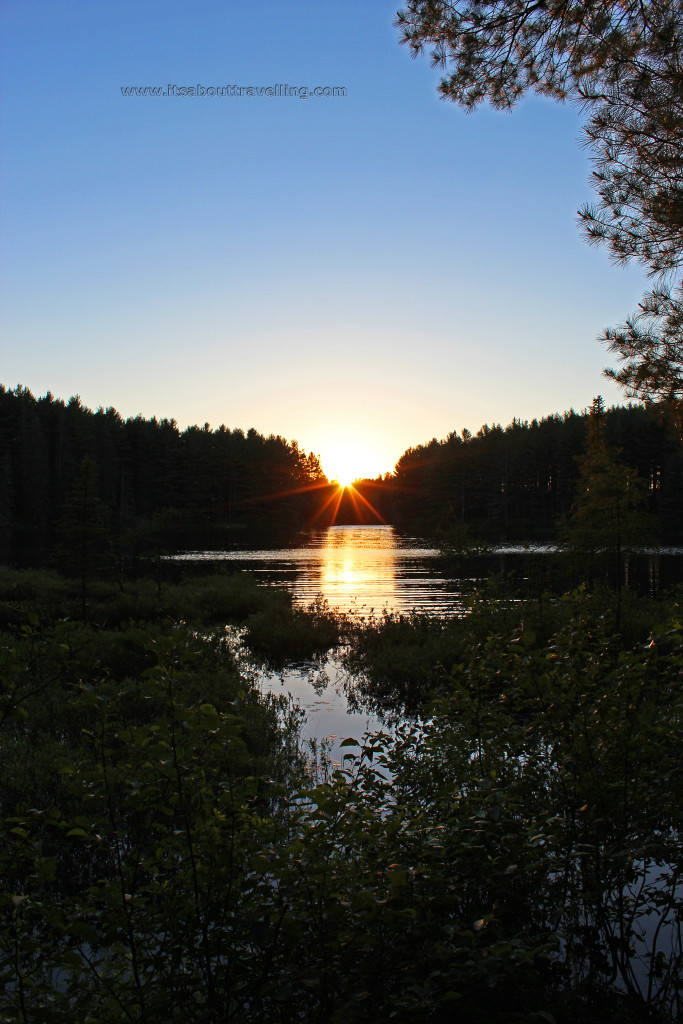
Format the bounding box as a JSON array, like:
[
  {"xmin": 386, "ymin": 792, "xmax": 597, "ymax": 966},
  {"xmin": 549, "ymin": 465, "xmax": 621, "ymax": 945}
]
[{"xmin": 1, "ymin": 0, "xmax": 648, "ymax": 478}]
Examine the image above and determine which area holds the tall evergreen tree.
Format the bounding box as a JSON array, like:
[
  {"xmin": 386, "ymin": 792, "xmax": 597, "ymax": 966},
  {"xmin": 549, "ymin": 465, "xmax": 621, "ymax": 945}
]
[{"xmin": 566, "ymin": 397, "xmax": 652, "ymax": 602}]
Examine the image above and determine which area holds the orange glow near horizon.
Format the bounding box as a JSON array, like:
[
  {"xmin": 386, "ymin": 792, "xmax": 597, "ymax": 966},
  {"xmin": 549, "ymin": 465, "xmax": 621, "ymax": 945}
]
[
  {"xmin": 345, "ymin": 482, "xmax": 386, "ymax": 524},
  {"xmin": 243, "ymin": 432, "xmax": 389, "ymax": 527},
  {"xmin": 334, "ymin": 471, "xmax": 356, "ymax": 488},
  {"xmin": 319, "ymin": 440, "xmax": 384, "ymax": 487}
]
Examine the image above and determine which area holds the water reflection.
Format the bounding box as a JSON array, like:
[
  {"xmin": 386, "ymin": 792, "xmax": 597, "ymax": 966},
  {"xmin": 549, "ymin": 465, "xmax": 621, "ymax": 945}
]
[
  {"xmin": 315, "ymin": 527, "xmax": 399, "ymax": 613},
  {"xmin": 173, "ymin": 527, "xmax": 683, "ymax": 615},
  {"xmin": 257, "ymin": 656, "xmax": 384, "ymax": 771},
  {"xmin": 284, "ymin": 524, "xmax": 448, "ymax": 616},
  {"xmin": 175, "ymin": 524, "xmax": 459, "ymax": 617},
  {"xmin": 177, "ymin": 529, "xmax": 683, "ymax": 773}
]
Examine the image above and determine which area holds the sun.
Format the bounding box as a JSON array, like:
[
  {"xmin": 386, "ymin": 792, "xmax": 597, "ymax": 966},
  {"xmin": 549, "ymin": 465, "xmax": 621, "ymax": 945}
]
[
  {"xmin": 321, "ymin": 443, "xmax": 365, "ymax": 488},
  {"xmin": 330, "ymin": 462, "xmax": 358, "ymax": 489},
  {"xmin": 335, "ymin": 471, "xmax": 356, "ymax": 489},
  {"xmin": 312, "ymin": 431, "xmax": 394, "ymax": 487}
]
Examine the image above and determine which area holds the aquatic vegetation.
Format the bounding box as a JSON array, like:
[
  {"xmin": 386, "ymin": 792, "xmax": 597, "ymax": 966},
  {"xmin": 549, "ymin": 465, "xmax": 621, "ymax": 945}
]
[{"xmin": 0, "ymin": 576, "xmax": 681, "ymax": 1021}]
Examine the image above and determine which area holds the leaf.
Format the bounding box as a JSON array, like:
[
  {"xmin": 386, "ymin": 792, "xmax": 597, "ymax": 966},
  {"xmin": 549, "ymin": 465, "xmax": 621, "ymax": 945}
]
[
  {"xmin": 70, "ymin": 921, "xmax": 100, "ymax": 944},
  {"xmin": 387, "ymin": 867, "xmax": 408, "ymax": 888}
]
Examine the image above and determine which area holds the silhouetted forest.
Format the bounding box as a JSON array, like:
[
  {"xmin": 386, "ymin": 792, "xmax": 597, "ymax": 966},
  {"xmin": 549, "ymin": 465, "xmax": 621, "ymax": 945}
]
[
  {"xmin": 0, "ymin": 386, "xmax": 328, "ymax": 565},
  {"xmin": 387, "ymin": 405, "xmax": 683, "ymax": 542},
  {"xmin": 2, "ymin": 385, "xmax": 682, "ymax": 566}
]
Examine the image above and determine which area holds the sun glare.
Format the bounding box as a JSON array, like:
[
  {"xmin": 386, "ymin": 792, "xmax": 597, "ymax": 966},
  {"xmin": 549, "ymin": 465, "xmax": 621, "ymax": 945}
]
[
  {"xmin": 331, "ymin": 464, "xmax": 358, "ymax": 489},
  {"xmin": 321, "ymin": 444, "xmax": 366, "ymax": 488},
  {"xmin": 313, "ymin": 432, "xmax": 394, "ymax": 487}
]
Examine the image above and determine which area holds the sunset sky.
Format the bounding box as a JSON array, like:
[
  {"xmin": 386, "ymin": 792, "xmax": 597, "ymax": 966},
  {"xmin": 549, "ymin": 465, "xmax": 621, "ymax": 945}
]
[{"xmin": 1, "ymin": 0, "xmax": 648, "ymax": 479}]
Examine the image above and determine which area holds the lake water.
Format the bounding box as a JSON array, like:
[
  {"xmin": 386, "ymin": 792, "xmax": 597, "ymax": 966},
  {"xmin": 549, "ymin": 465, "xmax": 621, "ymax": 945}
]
[
  {"xmin": 176, "ymin": 524, "xmax": 683, "ymax": 617},
  {"xmin": 176, "ymin": 525, "xmax": 683, "ymax": 764},
  {"xmin": 178, "ymin": 526, "xmax": 683, "ymax": 1002},
  {"xmin": 177, "ymin": 524, "xmax": 459, "ymax": 617},
  {"xmin": 177, "ymin": 525, "xmax": 453, "ymax": 763}
]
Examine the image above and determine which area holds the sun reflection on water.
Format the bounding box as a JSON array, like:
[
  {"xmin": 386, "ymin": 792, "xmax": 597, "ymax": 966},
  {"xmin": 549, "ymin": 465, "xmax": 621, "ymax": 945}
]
[
  {"xmin": 316, "ymin": 526, "xmax": 398, "ymax": 611},
  {"xmin": 173, "ymin": 525, "xmax": 448, "ymax": 617}
]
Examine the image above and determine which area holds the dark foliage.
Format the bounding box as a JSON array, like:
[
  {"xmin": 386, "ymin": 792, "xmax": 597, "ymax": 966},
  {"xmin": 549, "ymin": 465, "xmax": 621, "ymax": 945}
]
[
  {"xmin": 1, "ymin": 585, "xmax": 681, "ymax": 1022},
  {"xmin": 0, "ymin": 385, "xmax": 328, "ymax": 566},
  {"xmin": 390, "ymin": 403, "xmax": 683, "ymax": 542}
]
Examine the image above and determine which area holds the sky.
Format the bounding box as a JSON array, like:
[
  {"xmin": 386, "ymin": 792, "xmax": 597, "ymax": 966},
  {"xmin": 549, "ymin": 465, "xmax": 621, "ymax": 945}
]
[{"xmin": 1, "ymin": 0, "xmax": 649, "ymax": 480}]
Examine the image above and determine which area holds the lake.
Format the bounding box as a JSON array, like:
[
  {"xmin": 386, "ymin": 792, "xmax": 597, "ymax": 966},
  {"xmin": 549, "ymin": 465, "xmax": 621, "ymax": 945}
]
[
  {"xmin": 175, "ymin": 524, "xmax": 683, "ymax": 617},
  {"xmin": 175, "ymin": 525, "xmax": 683, "ymax": 764},
  {"xmin": 175, "ymin": 524, "xmax": 459, "ymax": 617},
  {"xmin": 176, "ymin": 525, "xmax": 453, "ymax": 762},
  {"xmin": 176, "ymin": 524, "xmax": 683, "ymax": 1004}
]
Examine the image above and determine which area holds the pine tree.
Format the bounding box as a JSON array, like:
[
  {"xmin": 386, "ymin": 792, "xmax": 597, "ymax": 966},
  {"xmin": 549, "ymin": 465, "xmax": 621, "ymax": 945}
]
[
  {"xmin": 566, "ymin": 398, "xmax": 651, "ymax": 602},
  {"xmin": 396, "ymin": 1, "xmax": 683, "ymax": 405}
]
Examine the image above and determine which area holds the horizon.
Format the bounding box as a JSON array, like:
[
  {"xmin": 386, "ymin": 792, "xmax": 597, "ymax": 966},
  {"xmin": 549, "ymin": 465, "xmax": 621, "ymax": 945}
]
[
  {"xmin": 1, "ymin": 378, "xmax": 631, "ymax": 482},
  {"xmin": 1, "ymin": 1, "xmax": 647, "ymax": 480}
]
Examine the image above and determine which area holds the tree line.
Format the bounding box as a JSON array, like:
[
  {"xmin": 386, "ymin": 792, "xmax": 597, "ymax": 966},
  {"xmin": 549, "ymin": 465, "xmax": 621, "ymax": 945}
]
[
  {"xmin": 0, "ymin": 385, "xmax": 328, "ymax": 566},
  {"xmin": 2, "ymin": 385, "xmax": 682, "ymax": 566},
  {"xmin": 383, "ymin": 403, "xmax": 683, "ymax": 542}
]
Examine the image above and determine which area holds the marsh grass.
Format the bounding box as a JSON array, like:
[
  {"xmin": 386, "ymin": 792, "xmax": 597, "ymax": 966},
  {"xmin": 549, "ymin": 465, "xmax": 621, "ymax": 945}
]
[
  {"xmin": 341, "ymin": 577, "xmax": 681, "ymax": 720},
  {"xmin": 1, "ymin": 568, "xmax": 681, "ymax": 1022},
  {"xmin": 0, "ymin": 566, "xmax": 347, "ymax": 667},
  {"xmin": 243, "ymin": 595, "xmax": 344, "ymax": 667}
]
